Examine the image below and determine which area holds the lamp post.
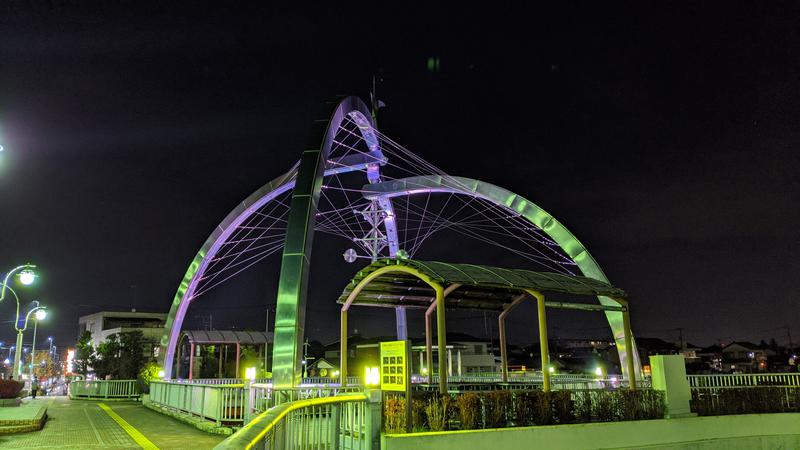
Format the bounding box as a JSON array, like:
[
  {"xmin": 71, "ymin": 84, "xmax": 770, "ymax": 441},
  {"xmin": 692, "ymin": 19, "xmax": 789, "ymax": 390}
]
[
  {"xmin": 29, "ymin": 310, "xmax": 47, "ymax": 377},
  {"xmin": 0, "ymin": 264, "xmax": 36, "ymax": 303},
  {"xmin": 13, "ymin": 304, "xmax": 46, "ymax": 377}
]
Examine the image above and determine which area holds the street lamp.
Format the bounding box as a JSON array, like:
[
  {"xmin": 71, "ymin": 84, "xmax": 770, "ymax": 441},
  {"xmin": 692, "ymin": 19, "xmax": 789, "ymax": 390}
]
[
  {"xmin": 29, "ymin": 309, "xmax": 47, "ymax": 377},
  {"xmin": 13, "ymin": 302, "xmax": 46, "ymax": 377},
  {"xmin": 0, "ymin": 264, "xmax": 36, "ymax": 303}
]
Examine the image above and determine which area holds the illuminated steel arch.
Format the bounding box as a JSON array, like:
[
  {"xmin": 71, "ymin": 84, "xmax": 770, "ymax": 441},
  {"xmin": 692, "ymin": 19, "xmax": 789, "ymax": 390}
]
[
  {"xmin": 158, "ymin": 96, "xmax": 641, "ymax": 384},
  {"xmin": 159, "ymin": 97, "xmax": 400, "ymax": 380}
]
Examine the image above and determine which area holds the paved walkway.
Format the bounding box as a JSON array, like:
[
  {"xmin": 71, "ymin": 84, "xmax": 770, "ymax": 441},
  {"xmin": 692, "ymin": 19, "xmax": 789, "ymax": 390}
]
[{"xmin": 0, "ymin": 397, "xmax": 226, "ymax": 449}]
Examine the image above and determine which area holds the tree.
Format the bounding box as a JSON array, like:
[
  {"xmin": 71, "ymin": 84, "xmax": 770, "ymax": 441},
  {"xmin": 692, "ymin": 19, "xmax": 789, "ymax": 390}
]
[
  {"xmin": 74, "ymin": 330, "xmax": 95, "ymax": 376},
  {"xmin": 32, "ymin": 350, "xmax": 58, "ymax": 380},
  {"xmin": 94, "ymin": 333, "xmax": 121, "ymax": 379},
  {"xmin": 118, "ymin": 331, "xmax": 146, "ymax": 380}
]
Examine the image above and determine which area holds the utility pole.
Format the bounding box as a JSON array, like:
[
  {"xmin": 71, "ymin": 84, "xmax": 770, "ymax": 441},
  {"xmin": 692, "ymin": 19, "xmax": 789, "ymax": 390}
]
[{"xmin": 677, "ymin": 327, "xmax": 685, "ymax": 351}]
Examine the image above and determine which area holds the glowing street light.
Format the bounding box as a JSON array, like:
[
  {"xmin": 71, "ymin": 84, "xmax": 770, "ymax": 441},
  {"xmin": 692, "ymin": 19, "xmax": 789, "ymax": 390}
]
[
  {"xmin": 13, "ymin": 303, "xmax": 47, "ymax": 377},
  {"xmin": 19, "ymin": 270, "xmax": 36, "ymax": 286},
  {"xmin": 0, "ymin": 264, "xmax": 36, "ymax": 304}
]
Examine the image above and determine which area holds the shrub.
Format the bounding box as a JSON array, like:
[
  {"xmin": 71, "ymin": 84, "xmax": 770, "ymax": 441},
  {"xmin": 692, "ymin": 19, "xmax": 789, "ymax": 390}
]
[
  {"xmin": 691, "ymin": 387, "xmax": 800, "ymax": 416},
  {"xmin": 383, "ymin": 395, "xmax": 406, "ymax": 433},
  {"xmin": 550, "ymin": 390, "xmax": 574, "ymax": 424},
  {"xmin": 455, "ymin": 392, "xmax": 481, "ymax": 429},
  {"xmin": 0, "ymin": 380, "xmax": 24, "ymax": 399},
  {"xmin": 482, "ymin": 391, "xmax": 512, "ymax": 428},
  {"xmin": 425, "ymin": 395, "xmax": 453, "ymax": 431},
  {"xmin": 512, "ymin": 391, "xmax": 539, "ymax": 426}
]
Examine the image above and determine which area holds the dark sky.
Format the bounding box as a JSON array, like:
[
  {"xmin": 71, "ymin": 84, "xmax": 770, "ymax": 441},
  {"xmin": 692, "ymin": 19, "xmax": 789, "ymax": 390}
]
[{"xmin": 0, "ymin": 3, "xmax": 798, "ymax": 353}]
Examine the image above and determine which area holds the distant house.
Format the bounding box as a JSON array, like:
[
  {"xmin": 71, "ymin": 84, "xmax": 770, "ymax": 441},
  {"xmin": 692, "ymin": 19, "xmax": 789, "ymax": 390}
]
[{"xmin": 721, "ymin": 342, "xmax": 775, "ymax": 372}]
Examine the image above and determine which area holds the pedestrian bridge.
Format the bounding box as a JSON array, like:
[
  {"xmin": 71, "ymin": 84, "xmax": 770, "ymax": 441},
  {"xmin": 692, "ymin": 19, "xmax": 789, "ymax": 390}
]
[{"xmin": 0, "ymin": 396, "xmax": 225, "ymax": 450}]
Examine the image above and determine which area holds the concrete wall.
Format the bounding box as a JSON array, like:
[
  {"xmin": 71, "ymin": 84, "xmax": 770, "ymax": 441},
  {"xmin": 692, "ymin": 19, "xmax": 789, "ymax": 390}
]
[{"xmin": 382, "ymin": 413, "xmax": 800, "ymax": 450}]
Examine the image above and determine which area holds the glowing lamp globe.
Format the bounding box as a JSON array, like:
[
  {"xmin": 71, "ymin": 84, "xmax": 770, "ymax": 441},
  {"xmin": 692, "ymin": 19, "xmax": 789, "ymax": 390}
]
[
  {"xmin": 35, "ymin": 309, "xmax": 47, "ymax": 321},
  {"xmin": 19, "ymin": 270, "xmax": 36, "ymax": 286}
]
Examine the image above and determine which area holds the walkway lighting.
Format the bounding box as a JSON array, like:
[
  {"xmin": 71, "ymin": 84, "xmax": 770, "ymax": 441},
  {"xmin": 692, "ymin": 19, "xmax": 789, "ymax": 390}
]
[
  {"xmin": 365, "ymin": 366, "xmax": 380, "ymax": 386},
  {"xmin": 245, "ymin": 367, "xmax": 256, "ymax": 381},
  {"xmin": 35, "ymin": 309, "xmax": 47, "ymax": 321},
  {"xmin": 19, "ymin": 270, "xmax": 36, "ymax": 286},
  {"xmin": 595, "ymin": 367, "xmax": 604, "ymax": 377}
]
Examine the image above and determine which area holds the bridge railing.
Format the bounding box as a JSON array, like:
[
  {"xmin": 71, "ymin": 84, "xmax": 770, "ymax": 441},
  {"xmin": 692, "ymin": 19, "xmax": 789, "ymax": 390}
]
[
  {"xmin": 69, "ymin": 379, "xmax": 141, "ymax": 399},
  {"xmin": 248, "ymin": 383, "xmax": 365, "ymax": 419},
  {"xmin": 214, "ymin": 392, "xmax": 379, "ymax": 450},
  {"xmin": 687, "ymin": 373, "xmax": 800, "ymax": 388},
  {"xmin": 149, "ymin": 380, "xmax": 246, "ymax": 426}
]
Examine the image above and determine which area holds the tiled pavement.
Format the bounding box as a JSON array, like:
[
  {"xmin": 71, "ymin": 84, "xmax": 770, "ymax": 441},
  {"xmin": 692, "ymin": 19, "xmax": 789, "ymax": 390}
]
[{"xmin": 0, "ymin": 397, "xmax": 226, "ymax": 449}]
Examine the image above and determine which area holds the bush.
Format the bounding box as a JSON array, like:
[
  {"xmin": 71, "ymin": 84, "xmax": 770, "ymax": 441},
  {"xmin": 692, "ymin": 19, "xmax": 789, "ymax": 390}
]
[
  {"xmin": 550, "ymin": 390, "xmax": 575, "ymax": 424},
  {"xmin": 383, "ymin": 395, "xmax": 406, "ymax": 433},
  {"xmin": 0, "ymin": 380, "xmax": 24, "ymax": 399},
  {"xmin": 425, "ymin": 395, "xmax": 453, "ymax": 431},
  {"xmin": 482, "ymin": 391, "xmax": 512, "ymax": 428},
  {"xmin": 691, "ymin": 387, "xmax": 800, "ymax": 416},
  {"xmin": 456, "ymin": 392, "xmax": 481, "ymax": 429}
]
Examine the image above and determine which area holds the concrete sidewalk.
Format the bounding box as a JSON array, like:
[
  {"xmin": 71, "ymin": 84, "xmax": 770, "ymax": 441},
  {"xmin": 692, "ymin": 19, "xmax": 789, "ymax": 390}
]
[{"xmin": 0, "ymin": 396, "xmax": 225, "ymax": 449}]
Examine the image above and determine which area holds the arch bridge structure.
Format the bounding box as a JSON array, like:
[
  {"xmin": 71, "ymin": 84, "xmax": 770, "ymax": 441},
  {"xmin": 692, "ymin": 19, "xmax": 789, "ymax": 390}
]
[{"xmin": 157, "ymin": 96, "xmax": 641, "ymax": 387}]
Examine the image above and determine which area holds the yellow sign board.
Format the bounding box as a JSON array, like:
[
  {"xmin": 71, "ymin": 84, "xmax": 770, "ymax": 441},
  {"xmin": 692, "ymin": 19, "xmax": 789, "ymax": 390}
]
[{"xmin": 380, "ymin": 340, "xmax": 408, "ymax": 392}]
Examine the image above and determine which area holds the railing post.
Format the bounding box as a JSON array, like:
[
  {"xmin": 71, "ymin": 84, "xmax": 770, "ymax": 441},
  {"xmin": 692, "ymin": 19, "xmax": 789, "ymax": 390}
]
[
  {"xmin": 243, "ymin": 381, "xmax": 252, "ymax": 423},
  {"xmin": 650, "ymin": 354, "xmax": 693, "ymax": 418},
  {"xmin": 363, "ymin": 389, "xmax": 382, "ymax": 450}
]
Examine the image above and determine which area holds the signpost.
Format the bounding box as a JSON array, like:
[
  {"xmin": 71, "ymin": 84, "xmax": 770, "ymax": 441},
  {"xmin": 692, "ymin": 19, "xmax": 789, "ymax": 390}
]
[{"xmin": 380, "ymin": 340, "xmax": 412, "ymax": 432}]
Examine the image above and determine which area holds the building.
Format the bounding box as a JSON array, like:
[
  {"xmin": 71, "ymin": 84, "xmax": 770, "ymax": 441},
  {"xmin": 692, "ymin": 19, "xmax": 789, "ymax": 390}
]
[
  {"xmin": 721, "ymin": 341, "xmax": 776, "ymax": 372},
  {"xmin": 78, "ymin": 310, "xmax": 167, "ymax": 359}
]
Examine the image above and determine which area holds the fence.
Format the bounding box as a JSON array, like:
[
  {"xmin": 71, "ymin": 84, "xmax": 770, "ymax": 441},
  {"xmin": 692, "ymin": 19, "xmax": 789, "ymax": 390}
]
[
  {"xmin": 214, "ymin": 393, "xmax": 378, "ymax": 450},
  {"xmin": 687, "ymin": 373, "xmax": 800, "ymax": 416},
  {"xmin": 149, "ymin": 380, "xmax": 246, "ymax": 426},
  {"xmin": 69, "ymin": 380, "xmax": 141, "ymax": 399},
  {"xmin": 687, "ymin": 373, "xmax": 800, "ymax": 388},
  {"xmin": 248, "ymin": 384, "xmax": 364, "ymax": 418}
]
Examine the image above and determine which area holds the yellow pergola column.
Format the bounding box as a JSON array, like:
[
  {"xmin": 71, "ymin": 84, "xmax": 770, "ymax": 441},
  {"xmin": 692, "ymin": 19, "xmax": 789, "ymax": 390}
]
[
  {"xmin": 526, "ymin": 289, "xmax": 550, "ymax": 392},
  {"xmin": 434, "ymin": 284, "xmax": 447, "ymax": 394},
  {"xmin": 340, "ymin": 309, "xmax": 348, "ymax": 387},
  {"xmin": 425, "ymin": 302, "xmax": 435, "ymax": 384},
  {"xmin": 617, "ymin": 298, "xmax": 637, "ymax": 390},
  {"xmin": 499, "ymin": 294, "xmax": 526, "ymax": 383}
]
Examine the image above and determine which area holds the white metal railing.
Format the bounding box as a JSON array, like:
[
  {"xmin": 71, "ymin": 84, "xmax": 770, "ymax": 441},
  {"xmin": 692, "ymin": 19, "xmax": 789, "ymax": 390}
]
[
  {"xmin": 248, "ymin": 384, "xmax": 365, "ymax": 419},
  {"xmin": 69, "ymin": 380, "xmax": 141, "ymax": 399},
  {"xmin": 171, "ymin": 378, "xmax": 272, "ymax": 385},
  {"xmin": 687, "ymin": 373, "xmax": 800, "ymax": 388},
  {"xmin": 420, "ymin": 374, "xmax": 651, "ymax": 389},
  {"xmin": 149, "ymin": 380, "xmax": 246, "ymax": 425},
  {"xmin": 215, "ymin": 393, "xmax": 377, "ymax": 450}
]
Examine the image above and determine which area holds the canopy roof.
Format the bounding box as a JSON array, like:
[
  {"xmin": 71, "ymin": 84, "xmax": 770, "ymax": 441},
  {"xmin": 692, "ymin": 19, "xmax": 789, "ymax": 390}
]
[
  {"xmin": 337, "ymin": 259, "xmax": 626, "ymax": 312},
  {"xmin": 181, "ymin": 330, "xmax": 272, "ymax": 345}
]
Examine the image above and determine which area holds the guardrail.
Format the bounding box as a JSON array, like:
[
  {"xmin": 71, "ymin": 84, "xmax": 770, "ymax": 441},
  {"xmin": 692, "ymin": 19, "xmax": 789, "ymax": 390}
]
[
  {"xmin": 214, "ymin": 392, "xmax": 379, "ymax": 450},
  {"xmin": 149, "ymin": 380, "xmax": 246, "ymax": 426},
  {"xmin": 248, "ymin": 384, "xmax": 364, "ymax": 418},
  {"xmin": 69, "ymin": 380, "xmax": 141, "ymax": 399},
  {"xmin": 687, "ymin": 373, "xmax": 800, "ymax": 388}
]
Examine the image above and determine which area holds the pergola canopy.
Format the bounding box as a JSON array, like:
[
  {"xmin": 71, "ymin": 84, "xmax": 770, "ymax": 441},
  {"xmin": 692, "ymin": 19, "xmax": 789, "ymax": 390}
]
[{"xmin": 337, "ymin": 259, "xmax": 627, "ymax": 312}]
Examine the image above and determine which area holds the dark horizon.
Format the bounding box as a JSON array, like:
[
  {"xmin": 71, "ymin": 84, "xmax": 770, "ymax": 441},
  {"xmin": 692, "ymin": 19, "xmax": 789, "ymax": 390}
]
[{"xmin": 1, "ymin": 3, "xmax": 798, "ymax": 353}]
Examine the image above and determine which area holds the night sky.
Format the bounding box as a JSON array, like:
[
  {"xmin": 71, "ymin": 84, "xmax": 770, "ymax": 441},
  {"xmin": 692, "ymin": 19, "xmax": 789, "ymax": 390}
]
[{"xmin": 0, "ymin": 3, "xmax": 798, "ymax": 354}]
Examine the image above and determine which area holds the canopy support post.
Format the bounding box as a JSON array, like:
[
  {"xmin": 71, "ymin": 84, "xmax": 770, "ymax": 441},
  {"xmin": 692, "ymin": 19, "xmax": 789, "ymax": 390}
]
[
  {"xmin": 499, "ymin": 294, "xmax": 526, "ymax": 383},
  {"xmin": 340, "ymin": 310, "xmax": 348, "ymax": 387},
  {"xmin": 425, "ymin": 303, "xmax": 434, "ymax": 384},
  {"xmin": 618, "ymin": 298, "xmax": 637, "ymax": 390},
  {"xmin": 435, "ymin": 285, "xmax": 447, "ymax": 394},
  {"xmin": 526, "ymin": 290, "xmax": 550, "ymax": 392}
]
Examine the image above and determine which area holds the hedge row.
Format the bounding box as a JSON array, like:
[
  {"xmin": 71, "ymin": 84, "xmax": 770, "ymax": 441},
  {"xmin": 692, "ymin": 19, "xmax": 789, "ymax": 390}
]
[
  {"xmin": 691, "ymin": 387, "xmax": 800, "ymax": 416},
  {"xmin": 384, "ymin": 389, "xmax": 665, "ymax": 433}
]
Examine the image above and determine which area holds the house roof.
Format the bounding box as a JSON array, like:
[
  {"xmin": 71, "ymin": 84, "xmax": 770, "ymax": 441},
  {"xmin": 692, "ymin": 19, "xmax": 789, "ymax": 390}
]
[
  {"xmin": 338, "ymin": 259, "xmax": 626, "ymax": 311},
  {"xmin": 181, "ymin": 330, "xmax": 272, "ymax": 345}
]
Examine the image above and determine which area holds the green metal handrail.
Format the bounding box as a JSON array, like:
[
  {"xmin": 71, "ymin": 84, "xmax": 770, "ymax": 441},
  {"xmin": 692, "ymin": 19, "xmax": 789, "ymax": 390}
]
[{"xmin": 215, "ymin": 393, "xmax": 368, "ymax": 450}]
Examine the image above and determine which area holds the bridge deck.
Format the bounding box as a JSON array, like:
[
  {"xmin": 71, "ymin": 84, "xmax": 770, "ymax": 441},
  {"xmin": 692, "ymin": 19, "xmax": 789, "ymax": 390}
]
[{"xmin": 0, "ymin": 397, "xmax": 225, "ymax": 450}]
